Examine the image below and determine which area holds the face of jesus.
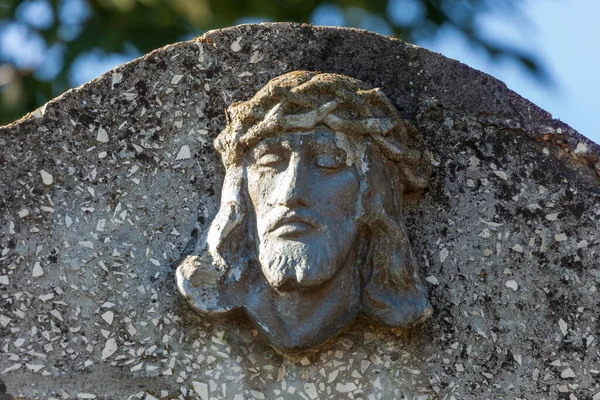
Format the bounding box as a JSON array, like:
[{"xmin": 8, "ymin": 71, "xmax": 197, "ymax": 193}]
[{"xmin": 246, "ymin": 126, "xmax": 362, "ymax": 291}]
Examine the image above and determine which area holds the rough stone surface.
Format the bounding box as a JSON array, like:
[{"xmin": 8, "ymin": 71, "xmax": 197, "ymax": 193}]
[{"xmin": 1, "ymin": 23, "xmax": 599, "ymax": 399}]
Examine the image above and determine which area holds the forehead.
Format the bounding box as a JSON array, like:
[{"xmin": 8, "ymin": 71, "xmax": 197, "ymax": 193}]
[{"xmin": 250, "ymin": 126, "xmax": 355, "ymax": 152}]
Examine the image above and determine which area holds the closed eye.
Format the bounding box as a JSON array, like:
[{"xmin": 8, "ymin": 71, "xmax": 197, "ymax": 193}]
[
  {"xmin": 315, "ymin": 154, "xmax": 345, "ymax": 170},
  {"xmin": 257, "ymin": 153, "xmax": 285, "ymax": 167}
]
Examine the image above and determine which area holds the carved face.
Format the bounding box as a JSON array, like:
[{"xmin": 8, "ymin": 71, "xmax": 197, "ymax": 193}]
[
  {"xmin": 246, "ymin": 126, "xmax": 362, "ymax": 291},
  {"xmin": 176, "ymin": 71, "xmax": 432, "ymax": 353}
]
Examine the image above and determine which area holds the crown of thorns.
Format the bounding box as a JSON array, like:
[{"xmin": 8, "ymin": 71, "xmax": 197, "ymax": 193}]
[{"xmin": 215, "ymin": 71, "xmax": 429, "ymax": 193}]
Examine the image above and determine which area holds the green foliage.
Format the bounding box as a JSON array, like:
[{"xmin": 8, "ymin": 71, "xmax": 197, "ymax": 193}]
[{"xmin": 0, "ymin": 0, "xmax": 544, "ymax": 125}]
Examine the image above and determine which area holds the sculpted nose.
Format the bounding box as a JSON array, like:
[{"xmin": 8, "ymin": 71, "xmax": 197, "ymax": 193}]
[{"xmin": 273, "ymin": 157, "xmax": 310, "ymax": 208}]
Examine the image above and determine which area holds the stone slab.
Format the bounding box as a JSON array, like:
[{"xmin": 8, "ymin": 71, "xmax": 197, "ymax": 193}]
[{"xmin": 1, "ymin": 23, "xmax": 599, "ymax": 399}]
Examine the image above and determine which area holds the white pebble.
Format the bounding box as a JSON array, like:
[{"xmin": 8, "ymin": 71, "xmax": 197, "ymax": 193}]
[
  {"xmin": 40, "ymin": 170, "xmax": 53, "ymax": 185},
  {"xmin": 192, "ymin": 381, "xmax": 208, "ymax": 400},
  {"xmin": 2, "ymin": 363, "xmax": 22, "ymax": 373},
  {"xmin": 574, "ymin": 142, "xmax": 588, "ymax": 154},
  {"xmin": 176, "ymin": 145, "xmax": 191, "ymax": 160},
  {"xmin": 231, "ymin": 36, "xmax": 243, "ymax": 52},
  {"xmin": 439, "ymin": 248, "xmax": 449, "ymax": 263},
  {"xmin": 561, "ymin": 367, "xmax": 576, "ymax": 379},
  {"xmin": 545, "ymin": 213, "xmax": 559, "ymax": 221},
  {"xmin": 482, "ymin": 248, "xmax": 494, "ymax": 256},
  {"xmin": 111, "ymin": 72, "xmax": 123, "ymax": 89},
  {"xmin": 101, "ymin": 311, "xmax": 114, "ymax": 325},
  {"xmin": 555, "ymin": 233, "xmax": 568, "ymax": 242},
  {"xmin": 336, "ymin": 382, "xmax": 357, "ymax": 393},
  {"xmin": 493, "ymin": 170, "xmax": 508, "ymax": 180},
  {"xmin": 25, "ymin": 363, "xmax": 44, "ymax": 372},
  {"xmin": 32, "ymin": 262, "xmax": 44, "ymax": 278},
  {"xmin": 171, "ymin": 74, "xmax": 183, "ymax": 85},
  {"xmin": 96, "ymin": 127, "xmax": 109, "ymax": 143},
  {"xmin": 559, "ymin": 318, "xmax": 568, "ymax": 336},
  {"xmin": 101, "ymin": 338, "xmax": 117, "ymax": 360},
  {"xmin": 96, "ymin": 219, "xmax": 106, "ymax": 232}
]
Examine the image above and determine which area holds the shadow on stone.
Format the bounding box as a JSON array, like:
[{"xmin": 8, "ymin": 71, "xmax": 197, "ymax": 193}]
[{"xmin": 0, "ymin": 378, "xmax": 13, "ymax": 400}]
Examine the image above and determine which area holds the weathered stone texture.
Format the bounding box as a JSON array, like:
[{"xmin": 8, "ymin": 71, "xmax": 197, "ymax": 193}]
[{"xmin": 1, "ymin": 23, "xmax": 599, "ymax": 399}]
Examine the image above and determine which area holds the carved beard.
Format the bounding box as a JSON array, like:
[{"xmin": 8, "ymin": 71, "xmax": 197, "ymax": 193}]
[{"xmin": 257, "ymin": 233, "xmax": 354, "ymax": 292}]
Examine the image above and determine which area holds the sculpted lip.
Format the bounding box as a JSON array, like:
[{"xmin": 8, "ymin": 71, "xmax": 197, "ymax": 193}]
[{"xmin": 269, "ymin": 211, "xmax": 318, "ymax": 234}]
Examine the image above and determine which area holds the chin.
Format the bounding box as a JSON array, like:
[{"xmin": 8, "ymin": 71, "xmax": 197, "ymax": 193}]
[
  {"xmin": 268, "ymin": 271, "xmax": 331, "ymax": 293},
  {"xmin": 258, "ymin": 237, "xmax": 342, "ymax": 292}
]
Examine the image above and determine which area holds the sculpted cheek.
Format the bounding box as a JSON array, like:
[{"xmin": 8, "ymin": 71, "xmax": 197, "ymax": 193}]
[
  {"xmin": 320, "ymin": 173, "xmax": 360, "ymax": 213},
  {"xmin": 248, "ymin": 169, "xmax": 270, "ymax": 210}
]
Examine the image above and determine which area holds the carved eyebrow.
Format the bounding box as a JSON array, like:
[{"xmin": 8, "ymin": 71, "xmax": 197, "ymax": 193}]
[
  {"xmin": 305, "ymin": 141, "xmax": 348, "ymax": 169},
  {"xmin": 310, "ymin": 135, "xmax": 347, "ymax": 154},
  {"xmin": 312, "ymin": 136, "xmax": 338, "ymax": 147},
  {"xmin": 309, "ymin": 143, "xmax": 342, "ymax": 159},
  {"xmin": 251, "ymin": 138, "xmax": 291, "ymax": 158}
]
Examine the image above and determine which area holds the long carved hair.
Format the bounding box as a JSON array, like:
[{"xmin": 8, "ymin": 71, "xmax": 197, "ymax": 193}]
[{"xmin": 177, "ymin": 71, "xmax": 432, "ymax": 327}]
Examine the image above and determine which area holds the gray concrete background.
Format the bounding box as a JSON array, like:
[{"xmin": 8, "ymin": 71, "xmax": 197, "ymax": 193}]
[{"xmin": 0, "ymin": 23, "xmax": 599, "ymax": 399}]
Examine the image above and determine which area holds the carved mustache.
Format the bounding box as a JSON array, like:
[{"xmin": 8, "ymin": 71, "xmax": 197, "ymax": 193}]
[{"xmin": 266, "ymin": 209, "xmax": 322, "ymax": 233}]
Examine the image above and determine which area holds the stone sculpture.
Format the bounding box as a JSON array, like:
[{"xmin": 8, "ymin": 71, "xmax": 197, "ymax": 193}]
[
  {"xmin": 176, "ymin": 71, "xmax": 433, "ymax": 353},
  {"xmin": 2, "ymin": 24, "xmax": 599, "ymax": 398}
]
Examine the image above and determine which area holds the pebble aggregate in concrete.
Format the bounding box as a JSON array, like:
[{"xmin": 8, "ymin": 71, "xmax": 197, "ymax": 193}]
[{"xmin": 0, "ymin": 23, "xmax": 599, "ymax": 399}]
